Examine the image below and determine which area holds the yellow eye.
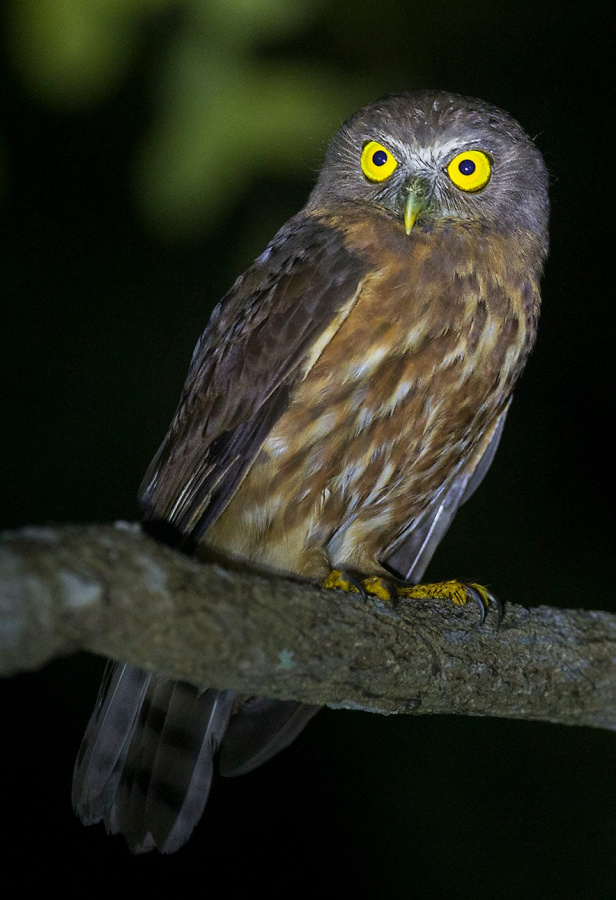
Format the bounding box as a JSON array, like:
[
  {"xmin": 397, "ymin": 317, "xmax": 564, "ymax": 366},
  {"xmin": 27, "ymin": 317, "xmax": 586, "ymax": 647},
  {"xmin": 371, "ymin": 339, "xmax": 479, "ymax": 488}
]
[
  {"xmin": 360, "ymin": 141, "xmax": 398, "ymax": 182},
  {"xmin": 446, "ymin": 150, "xmax": 492, "ymax": 192}
]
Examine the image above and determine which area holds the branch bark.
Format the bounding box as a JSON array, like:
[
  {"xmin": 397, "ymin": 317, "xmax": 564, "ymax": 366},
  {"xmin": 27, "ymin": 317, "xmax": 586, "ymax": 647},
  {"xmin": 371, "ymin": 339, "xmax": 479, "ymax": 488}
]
[{"xmin": 1, "ymin": 523, "xmax": 614, "ymax": 730}]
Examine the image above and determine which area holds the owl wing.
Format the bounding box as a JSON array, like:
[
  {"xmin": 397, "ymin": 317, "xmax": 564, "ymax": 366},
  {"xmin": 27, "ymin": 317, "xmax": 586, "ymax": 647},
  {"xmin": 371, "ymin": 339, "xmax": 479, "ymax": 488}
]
[
  {"xmin": 384, "ymin": 403, "xmax": 510, "ymax": 582},
  {"xmin": 139, "ymin": 212, "xmax": 368, "ymax": 548},
  {"xmin": 73, "ymin": 214, "xmax": 371, "ymax": 852}
]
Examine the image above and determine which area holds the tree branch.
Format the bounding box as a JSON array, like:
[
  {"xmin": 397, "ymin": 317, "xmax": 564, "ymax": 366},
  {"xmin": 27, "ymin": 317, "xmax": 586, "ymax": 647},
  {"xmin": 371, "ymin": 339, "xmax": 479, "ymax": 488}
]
[{"xmin": 1, "ymin": 523, "xmax": 614, "ymax": 730}]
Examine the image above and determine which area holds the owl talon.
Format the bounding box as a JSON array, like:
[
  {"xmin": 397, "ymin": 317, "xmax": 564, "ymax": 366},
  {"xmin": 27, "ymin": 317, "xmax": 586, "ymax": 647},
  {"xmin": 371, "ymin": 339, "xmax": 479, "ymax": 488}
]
[
  {"xmin": 323, "ymin": 570, "xmax": 398, "ymax": 604},
  {"xmin": 463, "ymin": 584, "xmax": 489, "ymax": 624},
  {"xmin": 322, "ymin": 569, "xmax": 366, "ymax": 600},
  {"xmin": 397, "ymin": 579, "xmax": 503, "ymax": 624},
  {"xmin": 363, "ymin": 575, "xmax": 399, "ymax": 604},
  {"xmin": 489, "ymin": 591, "xmax": 504, "ymax": 624}
]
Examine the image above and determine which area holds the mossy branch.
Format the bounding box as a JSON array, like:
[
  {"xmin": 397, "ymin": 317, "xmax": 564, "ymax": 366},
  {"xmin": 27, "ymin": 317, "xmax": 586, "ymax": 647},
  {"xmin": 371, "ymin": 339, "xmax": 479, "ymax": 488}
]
[{"xmin": 1, "ymin": 523, "xmax": 614, "ymax": 730}]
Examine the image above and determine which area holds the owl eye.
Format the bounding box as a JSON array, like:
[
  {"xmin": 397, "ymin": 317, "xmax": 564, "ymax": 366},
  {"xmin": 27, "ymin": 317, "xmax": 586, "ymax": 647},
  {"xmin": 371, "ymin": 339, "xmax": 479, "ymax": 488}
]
[
  {"xmin": 361, "ymin": 141, "xmax": 398, "ymax": 182},
  {"xmin": 446, "ymin": 150, "xmax": 492, "ymax": 192}
]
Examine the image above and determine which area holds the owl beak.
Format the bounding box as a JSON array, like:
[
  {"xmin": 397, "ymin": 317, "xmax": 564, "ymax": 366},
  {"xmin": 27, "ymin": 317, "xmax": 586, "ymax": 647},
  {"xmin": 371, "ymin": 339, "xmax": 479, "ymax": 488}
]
[{"xmin": 403, "ymin": 180, "xmax": 429, "ymax": 234}]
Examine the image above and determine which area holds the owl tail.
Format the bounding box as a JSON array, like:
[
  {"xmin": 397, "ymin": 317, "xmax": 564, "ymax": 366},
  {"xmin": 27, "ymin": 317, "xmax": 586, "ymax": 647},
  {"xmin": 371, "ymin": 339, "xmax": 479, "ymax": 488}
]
[{"xmin": 72, "ymin": 662, "xmax": 318, "ymax": 853}]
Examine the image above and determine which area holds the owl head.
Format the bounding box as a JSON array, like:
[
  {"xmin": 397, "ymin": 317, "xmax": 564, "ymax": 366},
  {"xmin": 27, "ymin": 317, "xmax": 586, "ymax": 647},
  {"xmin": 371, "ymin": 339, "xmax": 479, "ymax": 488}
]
[{"xmin": 309, "ymin": 90, "xmax": 549, "ymax": 256}]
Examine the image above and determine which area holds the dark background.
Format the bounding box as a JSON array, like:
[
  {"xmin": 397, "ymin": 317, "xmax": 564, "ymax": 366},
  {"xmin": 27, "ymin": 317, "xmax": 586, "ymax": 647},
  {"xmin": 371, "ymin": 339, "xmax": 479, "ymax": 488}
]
[{"xmin": 1, "ymin": 1, "xmax": 614, "ymax": 896}]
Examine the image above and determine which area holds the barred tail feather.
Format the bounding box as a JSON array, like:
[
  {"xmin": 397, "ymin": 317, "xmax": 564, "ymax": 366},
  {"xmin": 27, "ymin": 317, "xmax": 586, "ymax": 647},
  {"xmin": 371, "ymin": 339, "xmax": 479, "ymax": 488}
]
[
  {"xmin": 74, "ymin": 665, "xmax": 318, "ymax": 852},
  {"xmin": 72, "ymin": 662, "xmax": 151, "ymax": 825},
  {"xmin": 72, "ymin": 662, "xmax": 235, "ymax": 853},
  {"xmin": 106, "ymin": 682, "xmax": 234, "ymax": 853}
]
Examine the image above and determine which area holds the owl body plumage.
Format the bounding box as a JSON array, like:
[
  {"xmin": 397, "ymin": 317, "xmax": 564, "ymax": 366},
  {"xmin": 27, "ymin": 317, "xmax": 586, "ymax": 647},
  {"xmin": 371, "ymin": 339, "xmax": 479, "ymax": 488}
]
[
  {"xmin": 73, "ymin": 91, "xmax": 549, "ymax": 853},
  {"xmin": 204, "ymin": 207, "xmax": 541, "ymax": 578}
]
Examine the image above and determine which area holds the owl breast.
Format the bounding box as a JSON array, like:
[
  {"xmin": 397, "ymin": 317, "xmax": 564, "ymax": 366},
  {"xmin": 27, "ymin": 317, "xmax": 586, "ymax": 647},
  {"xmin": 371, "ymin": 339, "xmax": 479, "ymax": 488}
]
[{"xmin": 204, "ymin": 216, "xmax": 540, "ymax": 581}]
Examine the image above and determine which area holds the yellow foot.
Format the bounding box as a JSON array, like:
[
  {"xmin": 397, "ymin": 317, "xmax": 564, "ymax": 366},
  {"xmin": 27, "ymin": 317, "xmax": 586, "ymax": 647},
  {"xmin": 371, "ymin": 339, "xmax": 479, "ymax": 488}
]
[
  {"xmin": 322, "ymin": 569, "xmax": 396, "ymax": 603},
  {"xmin": 397, "ymin": 579, "xmax": 502, "ymax": 624},
  {"xmin": 323, "ymin": 572, "xmax": 501, "ymax": 623}
]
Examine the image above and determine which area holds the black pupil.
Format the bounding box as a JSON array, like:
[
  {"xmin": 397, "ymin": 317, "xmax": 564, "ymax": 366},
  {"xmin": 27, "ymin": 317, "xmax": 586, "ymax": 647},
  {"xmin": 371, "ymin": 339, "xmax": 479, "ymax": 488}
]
[
  {"xmin": 372, "ymin": 150, "xmax": 388, "ymax": 167},
  {"xmin": 458, "ymin": 158, "xmax": 476, "ymax": 176}
]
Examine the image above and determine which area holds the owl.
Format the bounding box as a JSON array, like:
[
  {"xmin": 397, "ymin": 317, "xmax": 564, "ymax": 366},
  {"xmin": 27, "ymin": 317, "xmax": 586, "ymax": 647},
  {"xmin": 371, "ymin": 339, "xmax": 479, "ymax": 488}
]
[{"xmin": 73, "ymin": 90, "xmax": 549, "ymax": 852}]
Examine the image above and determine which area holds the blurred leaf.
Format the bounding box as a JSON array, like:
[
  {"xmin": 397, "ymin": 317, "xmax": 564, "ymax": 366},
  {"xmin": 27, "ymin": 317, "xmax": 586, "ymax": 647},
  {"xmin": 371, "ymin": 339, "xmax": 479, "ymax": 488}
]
[
  {"xmin": 187, "ymin": 0, "xmax": 317, "ymax": 44},
  {"xmin": 5, "ymin": 0, "xmax": 371, "ymax": 231},
  {"xmin": 6, "ymin": 0, "xmax": 172, "ymax": 108},
  {"xmin": 136, "ymin": 36, "xmax": 364, "ymax": 233}
]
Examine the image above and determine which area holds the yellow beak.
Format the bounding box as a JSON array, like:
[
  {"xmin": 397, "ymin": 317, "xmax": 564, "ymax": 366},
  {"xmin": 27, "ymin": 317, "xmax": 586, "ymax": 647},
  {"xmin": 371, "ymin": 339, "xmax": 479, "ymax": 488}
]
[{"xmin": 404, "ymin": 189, "xmax": 427, "ymax": 235}]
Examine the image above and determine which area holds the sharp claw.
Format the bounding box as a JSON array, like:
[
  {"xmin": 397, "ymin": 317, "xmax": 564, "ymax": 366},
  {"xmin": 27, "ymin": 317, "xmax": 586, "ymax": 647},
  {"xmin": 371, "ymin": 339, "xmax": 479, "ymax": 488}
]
[
  {"xmin": 344, "ymin": 572, "xmax": 369, "ymax": 601},
  {"xmin": 464, "ymin": 585, "xmax": 487, "ymax": 624},
  {"xmin": 465, "ymin": 584, "xmax": 504, "ymax": 626},
  {"xmin": 491, "ymin": 592, "xmax": 504, "ymax": 625},
  {"xmin": 389, "ymin": 581, "xmax": 399, "ymax": 608}
]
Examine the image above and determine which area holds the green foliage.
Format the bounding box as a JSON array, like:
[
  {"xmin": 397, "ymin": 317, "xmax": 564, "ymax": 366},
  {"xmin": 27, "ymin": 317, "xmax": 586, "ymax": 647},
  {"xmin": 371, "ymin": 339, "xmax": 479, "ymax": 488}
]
[
  {"xmin": 6, "ymin": 0, "xmax": 366, "ymax": 234},
  {"xmin": 6, "ymin": 0, "xmax": 163, "ymax": 106}
]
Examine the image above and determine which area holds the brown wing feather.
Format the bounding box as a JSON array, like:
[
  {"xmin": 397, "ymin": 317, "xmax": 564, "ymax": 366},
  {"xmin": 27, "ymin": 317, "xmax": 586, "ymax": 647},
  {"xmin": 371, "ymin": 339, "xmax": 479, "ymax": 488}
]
[{"xmin": 139, "ymin": 213, "xmax": 369, "ymax": 547}]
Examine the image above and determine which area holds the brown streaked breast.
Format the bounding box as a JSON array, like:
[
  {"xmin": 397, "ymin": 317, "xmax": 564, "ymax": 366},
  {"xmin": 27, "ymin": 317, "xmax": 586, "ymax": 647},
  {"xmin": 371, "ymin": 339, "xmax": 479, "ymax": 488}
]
[{"xmin": 204, "ymin": 208, "xmax": 541, "ymax": 579}]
